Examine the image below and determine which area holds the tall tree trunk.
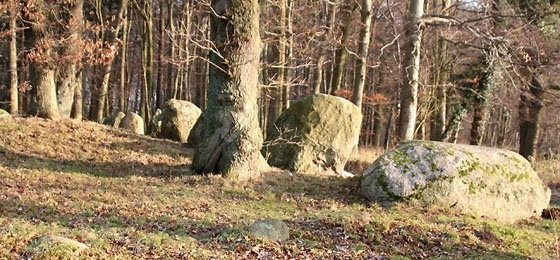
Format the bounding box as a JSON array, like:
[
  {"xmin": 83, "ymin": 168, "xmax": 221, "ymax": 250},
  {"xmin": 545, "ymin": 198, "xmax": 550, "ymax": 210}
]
[
  {"xmin": 136, "ymin": 0, "xmax": 154, "ymax": 123},
  {"xmin": 266, "ymin": 0, "xmax": 289, "ymax": 136},
  {"xmin": 9, "ymin": 3, "xmax": 18, "ymax": 115},
  {"xmin": 71, "ymin": 72, "xmax": 83, "ymax": 119},
  {"xmin": 93, "ymin": 0, "xmax": 128, "ymax": 122},
  {"xmin": 441, "ymin": 102, "xmax": 467, "ymax": 143},
  {"xmin": 119, "ymin": 13, "xmax": 130, "ymax": 112},
  {"xmin": 519, "ymin": 72, "xmax": 544, "ymax": 160},
  {"xmin": 192, "ymin": 0, "xmax": 268, "ymax": 181},
  {"xmin": 156, "ymin": 0, "xmax": 167, "ymax": 109},
  {"xmin": 469, "ymin": 54, "xmax": 495, "ymax": 145},
  {"xmin": 429, "ymin": 0, "xmax": 451, "ymax": 141},
  {"xmin": 24, "ymin": 1, "xmax": 60, "ymax": 120},
  {"xmin": 282, "ymin": 0, "xmax": 293, "ymax": 109},
  {"xmin": 166, "ymin": 0, "xmax": 177, "ymax": 101},
  {"xmin": 352, "ymin": 0, "xmax": 374, "ymax": 109},
  {"xmin": 330, "ymin": 3, "xmax": 355, "ymax": 95},
  {"xmin": 57, "ymin": 0, "xmax": 84, "ymax": 117},
  {"xmin": 398, "ymin": 0, "xmax": 424, "ymax": 140},
  {"xmin": 313, "ymin": 56, "xmax": 325, "ymax": 94}
]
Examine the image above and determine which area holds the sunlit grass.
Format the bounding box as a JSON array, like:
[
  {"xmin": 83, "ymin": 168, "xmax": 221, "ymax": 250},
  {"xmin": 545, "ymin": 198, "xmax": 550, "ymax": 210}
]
[{"xmin": 0, "ymin": 117, "xmax": 558, "ymax": 259}]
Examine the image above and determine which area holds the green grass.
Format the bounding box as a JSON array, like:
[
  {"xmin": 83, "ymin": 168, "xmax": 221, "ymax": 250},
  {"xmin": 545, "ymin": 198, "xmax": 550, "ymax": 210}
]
[{"xmin": 0, "ymin": 117, "xmax": 558, "ymax": 259}]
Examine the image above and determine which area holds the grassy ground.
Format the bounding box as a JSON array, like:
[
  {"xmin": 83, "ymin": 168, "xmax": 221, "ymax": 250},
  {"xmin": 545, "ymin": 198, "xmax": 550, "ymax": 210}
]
[{"xmin": 0, "ymin": 117, "xmax": 558, "ymax": 259}]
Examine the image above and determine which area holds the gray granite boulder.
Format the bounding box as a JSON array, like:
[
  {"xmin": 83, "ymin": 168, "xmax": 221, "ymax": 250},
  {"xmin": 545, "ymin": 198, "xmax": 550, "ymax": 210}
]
[
  {"xmin": 361, "ymin": 140, "xmax": 551, "ymax": 223},
  {"xmin": 262, "ymin": 94, "xmax": 361, "ymax": 177},
  {"xmin": 158, "ymin": 99, "xmax": 201, "ymax": 142},
  {"xmin": 248, "ymin": 218, "xmax": 289, "ymax": 241},
  {"xmin": 119, "ymin": 112, "xmax": 145, "ymax": 135}
]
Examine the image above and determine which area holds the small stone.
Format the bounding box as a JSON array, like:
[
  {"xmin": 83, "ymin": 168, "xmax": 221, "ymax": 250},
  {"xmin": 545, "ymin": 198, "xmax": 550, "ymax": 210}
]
[
  {"xmin": 25, "ymin": 235, "xmax": 88, "ymax": 258},
  {"xmin": 248, "ymin": 218, "xmax": 289, "ymax": 242}
]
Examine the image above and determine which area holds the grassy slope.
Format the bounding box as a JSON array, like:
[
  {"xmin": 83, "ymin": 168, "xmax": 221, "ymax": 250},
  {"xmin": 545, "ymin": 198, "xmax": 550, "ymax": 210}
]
[{"xmin": 0, "ymin": 117, "xmax": 558, "ymax": 259}]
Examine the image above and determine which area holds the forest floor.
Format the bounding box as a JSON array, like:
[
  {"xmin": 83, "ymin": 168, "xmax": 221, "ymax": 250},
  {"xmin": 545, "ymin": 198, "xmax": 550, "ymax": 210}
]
[{"xmin": 0, "ymin": 116, "xmax": 559, "ymax": 259}]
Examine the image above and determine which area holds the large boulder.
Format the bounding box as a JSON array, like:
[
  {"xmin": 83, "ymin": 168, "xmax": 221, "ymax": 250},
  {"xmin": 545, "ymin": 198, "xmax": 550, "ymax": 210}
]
[
  {"xmin": 158, "ymin": 99, "xmax": 201, "ymax": 142},
  {"xmin": 102, "ymin": 111, "xmax": 126, "ymax": 127},
  {"xmin": 361, "ymin": 140, "xmax": 551, "ymax": 223},
  {"xmin": 119, "ymin": 112, "xmax": 145, "ymax": 135},
  {"xmin": 262, "ymin": 94, "xmax": 362, "ymax": 176}
]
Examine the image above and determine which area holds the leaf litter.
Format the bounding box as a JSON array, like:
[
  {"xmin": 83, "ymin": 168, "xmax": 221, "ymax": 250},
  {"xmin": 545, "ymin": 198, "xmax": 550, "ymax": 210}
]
[{"xmin": 0, "ymin": 117, "xmax": 558, "ymax": 259}]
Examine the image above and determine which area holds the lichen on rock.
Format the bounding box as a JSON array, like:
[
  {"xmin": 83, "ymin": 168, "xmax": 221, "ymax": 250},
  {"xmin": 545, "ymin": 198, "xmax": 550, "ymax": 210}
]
[{"xmin": 361, "ymin": 140, "xmax": 551, "ymax": 223}]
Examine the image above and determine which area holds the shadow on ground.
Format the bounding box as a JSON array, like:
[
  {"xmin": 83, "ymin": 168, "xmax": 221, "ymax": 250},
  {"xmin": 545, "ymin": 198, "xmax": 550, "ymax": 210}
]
[{"xmin": 0, "ymin": 196, "xmax": 537, "ymax": 259}]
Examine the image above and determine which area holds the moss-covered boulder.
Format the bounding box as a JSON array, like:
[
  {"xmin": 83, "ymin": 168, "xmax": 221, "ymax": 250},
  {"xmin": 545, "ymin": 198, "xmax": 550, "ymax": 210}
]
[
  {"xmin": 102, "ymin": 111, "xmax": 125, "ymax": 127},
  {"xmin": 263, "ymin": 94, "xmax": 362, "ymax": 176},
  {"xmin": 158, "ymin": 99, "xmax": 201, "ymax": 142},
  {"xmin": 247, "ymin": 218, "xmax": 290, "ymax": 242},
  {"xmin": 24, "ymin": 235, "xmax": 88, "ymax": 258},
  {"xmin": 361, "ymin": 140, "xmax": 551, "ymax": 223},
  {"xmin": 0, "ymin": 109, "xmax": 11, "ymax": 118},
  {"xmin": 119, "ymin": 112, "xmax": 145, "ymax": 135}
]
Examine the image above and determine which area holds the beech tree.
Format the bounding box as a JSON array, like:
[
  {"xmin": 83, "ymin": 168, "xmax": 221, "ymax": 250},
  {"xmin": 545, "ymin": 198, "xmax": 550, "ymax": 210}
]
[
  {"xmin": 8, "ymin": 2, "xmax": 18, "ymax": 115},
  {"xmin": 191, "ymin": 0, "xmax": 268, "ymax": 180},
  {"xmin": 23, "ymin": 0, "xmax": 60, "ymax": 120},
  {"xmin": 398, "ymin": 0, "xmax": 424, "ymax": 140},
  {"xmin": 0, "ymin": 0, "xmax": 559, "ymax": 158},
  {"xmin": 57, "ymin": 0, "xmax": 84, "ymax": 118},
  {"xmin": 90, "ymin": 0, "xmax": 129, "ymax": 123}
]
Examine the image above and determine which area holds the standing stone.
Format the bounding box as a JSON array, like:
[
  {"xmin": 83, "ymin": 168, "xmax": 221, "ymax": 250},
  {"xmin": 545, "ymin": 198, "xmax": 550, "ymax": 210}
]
[
  {"xmin": 158, "ymin": 99, "xmax": 201, "ymax": 142},
  {"xmin": 119, "ymin": 112, "xmax": 145, "ymax": 135},
  {"xmin": 263, "ymin": 94, "xmax": 362, "ymax": 176}
]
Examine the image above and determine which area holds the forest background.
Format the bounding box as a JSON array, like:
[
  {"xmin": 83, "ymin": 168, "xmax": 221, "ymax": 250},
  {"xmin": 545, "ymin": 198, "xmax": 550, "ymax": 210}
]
[{"xmin": 0, "ymin": 0, "xmax": 558, "ymax": 160}]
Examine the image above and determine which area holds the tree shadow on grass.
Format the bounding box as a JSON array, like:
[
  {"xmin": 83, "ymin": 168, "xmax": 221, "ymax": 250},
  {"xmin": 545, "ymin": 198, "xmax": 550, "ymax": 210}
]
[
  {"xmin": 283, "ymin": 216, "xmax": 537, "ymax": 260},
  {"xmin": 1, "ymin": 196, "xmax": 539, "ymax": 259},
  {"xmin": 0, "ymin": 197, "xmax": 241, "ymax": 258},
  {"xmin": 0, "ymin": 144, "xmax": 192, "ymax": 178}
]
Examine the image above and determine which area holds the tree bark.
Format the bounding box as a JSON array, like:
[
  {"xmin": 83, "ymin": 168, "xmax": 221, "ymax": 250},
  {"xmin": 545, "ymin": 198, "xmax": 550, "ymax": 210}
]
[
  {"xmin": 24, "ymin": 0, "xmax": 60, "ymax": 120},
  {"xmin": 265, "ymin": 0, "xmax": 290, "ymax": 137},
  {"xmin": 191, "ymin": 0, "xmax": 268, "ymax": 181},
  {"xmin": 519, "ymin": 72, "xmax": 544, "ymax": 160},
  {"xmin": 398, "ymin": 0, "xmax": 424, "ymax": 140},
  {"xmin": 93, "ymin": 0, "xmax": 128, "ymax": 122},
  {"xmin": 313, "ymin": 56, "xmax": 325, "ymax": 94},
  {"xmin": 282, "ymin": 0, "xmax": 293, "ymax": 109},
  {"xmin": 352, "ymin": 0, "xmax": 374, "ymax": 109},
  {"xmin": 156, "ymin": 0, "xmax": 167, "ymax": 109},
  {"xmin": 135, "ymin": 0, "xmax": 154, "ymax": 123},
  {"xmin": 9, "ymin": 3, "xmax": 18, "ymax": 115},
  {"xmin": 330, "ymin": 3, "xmax": 354, "ymax": 95},
  {"xmin": 119, "ymin": 13, "xmax": 129, "ymax": 112},
  {"xmin": 57, "ymin": 0, "xmax": 84, "ymax": 117},
  {"xmin": 70, "ymin": 72, "xmax": 83, "ymax": 119},
  {"xmin": 429, "ymin": 0, "xmax": 451, "ymax": 141},
  {"xmin": 469, "ymin": 54, "xmax": 495, "ymax": 145}
]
